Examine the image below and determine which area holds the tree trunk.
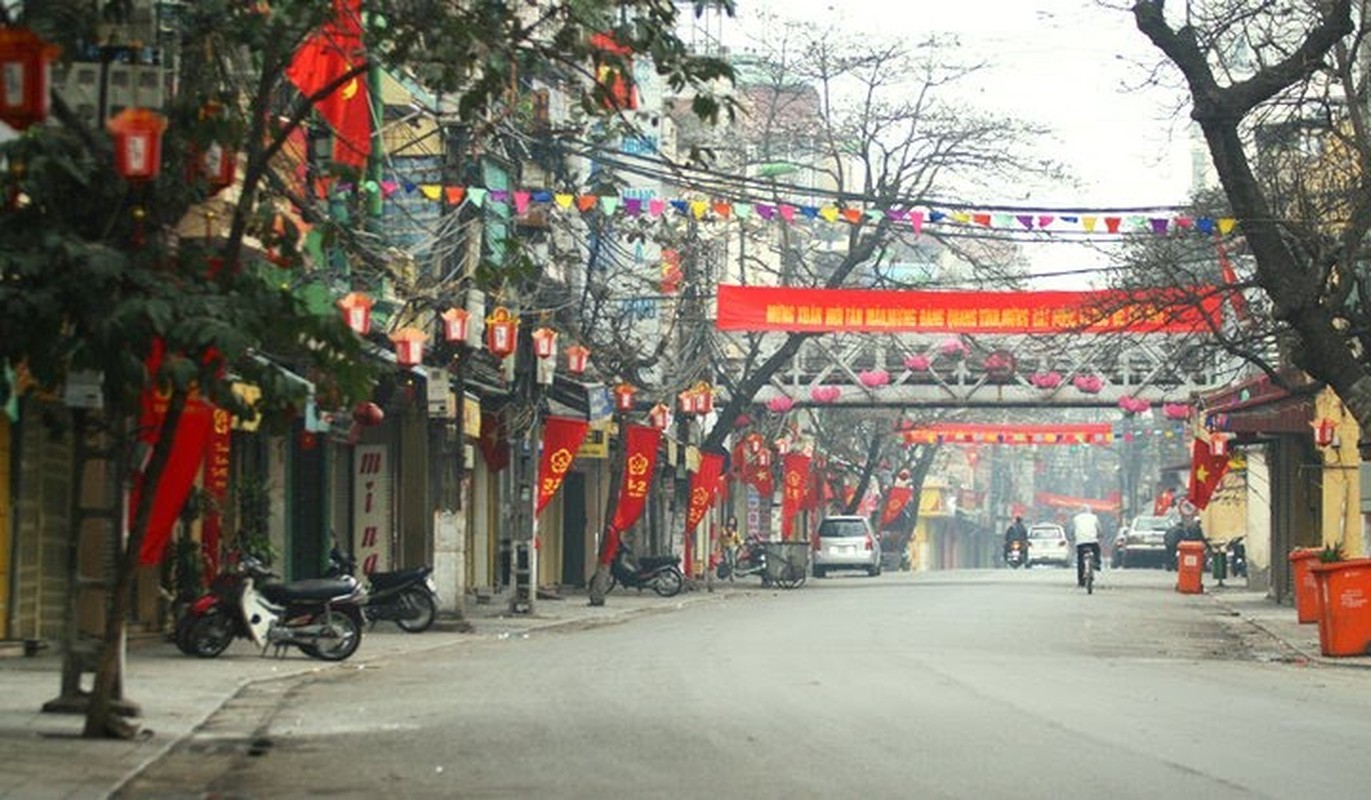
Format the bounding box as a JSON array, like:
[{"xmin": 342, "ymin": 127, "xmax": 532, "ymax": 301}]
[{"xmin": 83, "ymin": 388, "xmax": 187, "ymax": 739}]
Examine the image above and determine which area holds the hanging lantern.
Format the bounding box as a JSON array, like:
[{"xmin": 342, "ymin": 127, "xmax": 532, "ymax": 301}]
[
  {"xmin": 1209, "ymin": 433, "xmax": 1229, "ymax": 457},
  {"xmin": 337, "ymin": 291, "xmax": 374, "ymax": 335},
  {"xmin": 441, "ymin": 307, "xmax": 470, "ymax": 343},
  {"xmin": 390, "ymin": 327, "xmax": 428, "ymax": 367},
  {"xmin": 693, "ymin": 382, "xmax": 714, "ymax": 415},
  {"xmin": 678, "ymin": 388, "xmax": 698, "ymax": 415},
  {"xmin": 564, "ymin": 344, "xmax": 590, "ymax": 375},
  {"xmin": 532, "ymin": 326, "xmax": 558, "ymax": 360},
  {"xmin": 107, "ymin": 108, "xmax": 169, "ymax": 183},
  {"xmin": 648, "ymin": 402, "xmax": 671, "ymax": 430},
  {"xmin": 613, "ymin": 382, "xmax": 636, "ymax": 413},
  {"xmin": 485, "ymin": 306, "xmax": 518, "ymax": 359},
  {"xmin": 1313, "ymin": 418, "xmax": 1337, "ymax": 448},
  {"xmin": 0, "ymin": 27, "xmax": 60, "ymax": 132},
  {"xmin": 189, "ymin": 102, "xmax": 236, "ymax": 192}
]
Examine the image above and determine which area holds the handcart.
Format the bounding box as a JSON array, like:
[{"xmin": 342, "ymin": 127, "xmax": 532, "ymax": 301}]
[{"xmin": 762, "ymin": 541, "xmax": 810, "ymax": 589}]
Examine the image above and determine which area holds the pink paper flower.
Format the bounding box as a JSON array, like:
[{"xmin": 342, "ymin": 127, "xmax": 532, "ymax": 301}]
[
  {"xmin": 904, "ymin": 354, "xmax": 931, "ymax": 371},
  {"xmin": 810, "ymin": 385, "xmax": 841, "ymax": 403},
  {"xmin": 1073, "ymin": 374, "xmax": 1103, "ymax": 394},
  {"xmin": 1030, "ymin": 371, "xmax": 1063, "ymax": 389},
  {"xmin": 938, "ymin": 337, "xmax": 969, "ymax": 358},
  {"xmin": 1118, "ymin": 395, "xmax": 1150, "ymax": 415},
  {"xmin": 766, "ymin": 396, "xmax": 795, "ymax": 413},
  {"xmin": 858, "ymin": 369, "xmax": 890, "ymax": 388},
  {"xmin": 1162, "ymin": 403, "xmax": 1191, "ymax": 421}
]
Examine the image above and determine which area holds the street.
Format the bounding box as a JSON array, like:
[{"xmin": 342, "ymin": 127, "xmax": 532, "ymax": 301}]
[{"xmin": 122, "ymin": 568, "xmax": 1371, "ymax": 799}]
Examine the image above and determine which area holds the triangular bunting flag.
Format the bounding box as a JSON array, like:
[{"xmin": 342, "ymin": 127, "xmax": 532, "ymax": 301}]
[
  {"xmin": 841, "ymin": 208, "xmax": 863, "ymax": 224},
  {"xmin": 713, "ymin": 202, "xmax": 732, "ymax": 219},
  {"xmin": 600, "ymin": 196, "xmax": 620, "ymax": 215},
  {"xmin": 779, "ymin": 205, "xmax": 796, "ymax": 223},
  {"xmin": 909, "ymin": 211, "xmax": 925, "ymax": 236},
  {"xmin": 1016, "ymin": 215, "xmax": 1034, "ymax": 230},
  {"xmin": 1219, "ymin": 218, "xmax": 1237, "ymax": 235},
  {"xmin": 420, "ymin": 184, "xmax": 442, "ymax": 201},
  {"xmin": 467, "ymin": 187, "xmax": 487, "ymax": 208},
  {"xmin": 819, "ymin": 206, "xmax": 840, "ymax": 223},
  {"xmin": 1082, "ymin": 216, "xmax": 1097, "ymax": 232},
  {"xmin": 555, "ymin": 193, "xmax": 574, "ymax": 209},
  {"xmin": 690, "ymin": 200, "xmax": 708, "ymax": 219},
  {"xmin": 514, "ymin": 191, "xmax": 531, "ymax": 214},
  {"xmin": 445, "ymin": 186, "xmax": 466, "ymax": 206},
  {"xmin": 576, "ymin": 195, "xmax": 597, "ymax": 212},
  {"xmin": 649, "ymin": 199, "xmax": 667, "ymax": 216}
]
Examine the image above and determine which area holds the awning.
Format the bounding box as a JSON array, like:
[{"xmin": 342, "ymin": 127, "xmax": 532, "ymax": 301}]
[{"xmin": 1201, "ymin": 370, "xmax": 1319, "ymax": 435}]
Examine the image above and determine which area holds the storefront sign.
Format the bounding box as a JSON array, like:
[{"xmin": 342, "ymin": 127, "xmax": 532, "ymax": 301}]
[{"xmin": 353, "ymin": 444, "xmax": 392, "ymax": 575}]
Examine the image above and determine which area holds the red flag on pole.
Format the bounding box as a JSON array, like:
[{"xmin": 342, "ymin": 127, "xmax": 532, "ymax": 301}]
[
  {"xmin": 1188, "ymin": 437, "xmax": 1231, "ymax": 510},
  {"xmin": 599, "ymin": 424, "xmax": 661, "ymax": 566},
  {"xmin": 879, "ymin": 485, "xmax": 913, "ymax": 529},
  {"xmin": 535, "ymin": 416, "xmax": 590, "ymax": 515},
  {"xmin": 285, "ymin": 0, "xmax": 372, "ymax": 168},
  {"xmin": 685, "ymin": 450, "xmax": 726, "ymax": 534},
  {"xmin": 781, "ymin": 452, "xmax": 811, "ymax": 540}
]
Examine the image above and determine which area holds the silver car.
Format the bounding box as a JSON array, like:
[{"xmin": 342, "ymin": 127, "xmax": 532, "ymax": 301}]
[
  {"xmin": 812, "ymin": 515, "xmax": 881, "ymax": 578},
  {"xmin": 1026, "ymin": 523, "xmax": 1072, "ymax": 568}
]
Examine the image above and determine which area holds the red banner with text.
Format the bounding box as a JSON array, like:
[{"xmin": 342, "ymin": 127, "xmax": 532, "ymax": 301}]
[
  {"xmin": 685, "ymin": 450, "xmax": 726, "ymax": 534},
  {"xmin": 781, "ymin": 452, "xmax": 811, "ymax": 540},
  {"xmin": 880, "ymin": 485, "xmax": 913, "ymax": 529},
  {"xmin": 200, "ymin": 406, "xmax": 232, "ymax": 580},
  {"xmin": 600, "ymin": 424, "xmax": 662, "ymax": 566},
  {"xmin": 903, "ymin": 422, "xmax": 1116, "ymax": 446},
  {"xmin": 536, "ymin": 416, "xmax": 590, "ymax": 515},
  {"xmin": 715, "ymin": 284, "xmax": 1221, "ymax": 334}
]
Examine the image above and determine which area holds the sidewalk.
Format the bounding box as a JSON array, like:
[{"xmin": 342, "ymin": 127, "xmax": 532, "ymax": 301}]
[
  {"xmin": 0, "ymin": 582, "xmax": 737, "ymax": 800},
  {"xmin": 1203, "ymin": 582, "xmax": 1371, "ymax": 668}
]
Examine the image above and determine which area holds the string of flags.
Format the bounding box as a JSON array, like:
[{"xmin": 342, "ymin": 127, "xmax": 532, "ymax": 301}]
[{"xmin": 348, "ymin": 179, "xmax": 1240, "ymax": 237}]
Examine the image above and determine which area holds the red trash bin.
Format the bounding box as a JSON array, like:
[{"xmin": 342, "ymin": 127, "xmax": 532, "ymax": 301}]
[
  {"xmin": 1176, "ymin": 540, "xmax": 1205, "ymax": 594},
  {"xmin": 1289, "ymin": 547, "xmax": 1323, "ymax": 624},
  {"xmin": 1310, "ymin": 558, "xmax": 1371, "ymax": 656}
]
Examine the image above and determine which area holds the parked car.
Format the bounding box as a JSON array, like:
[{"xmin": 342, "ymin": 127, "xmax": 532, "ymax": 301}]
[
  {"xmin": 812, "ymin": 515, "xmax": 881, "ymax": 578},
  {"xmin": 1026, "ymin": 523, "xmax": 1071, "ymax": 568},
  {"xmin": 1116, "ymin": 515, "xmax": 1172, "ymax": 568}
]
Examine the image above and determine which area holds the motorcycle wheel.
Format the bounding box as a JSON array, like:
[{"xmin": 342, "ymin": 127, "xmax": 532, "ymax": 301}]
[
  {"xmin": 300, "ymin": 608, "xmax": 362, "ymax": 662},
  {"xmin": 395, "ymin": 588, "xmax": 437, "ymax": 633},
  {"xmin": 186, "ymin": 608, "xmax": 235, "ymax": 658},
  {"xmin": 173, "ymin": 610, "xmax": 199, "ymax": 655},
  {"xmin": 716, "ymin": 562, "xmax": 732, "ymax": 581},
  {"xmin": 652, "ymin": 566, "xmax": 684, "ymax": 598}
]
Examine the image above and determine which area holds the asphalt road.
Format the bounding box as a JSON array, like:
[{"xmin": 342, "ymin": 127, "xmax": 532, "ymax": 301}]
[{"xmin": 123, "ymin": 567, "xmax": 1371, "ymax": 799}]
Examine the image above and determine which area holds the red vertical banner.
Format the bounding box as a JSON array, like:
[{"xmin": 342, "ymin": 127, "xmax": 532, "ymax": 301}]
[
  {"xmin": 880, "ymin": 485, "xmax": 913, "ymax": 529},
  {"xmin": 600, "ymin": 424, "xmax": 662, "ymax": 566},
  {"xmin": 535, "ymin": 416, "xmax": 590, "ymax": 515},
  {"xmin": 200, "ymin": 406, "xmax": 232, "ymax": 580},
  {"xmin": 683, "ymin": 450, "xmax": 726, "ymax": 579},
  {"xmin": 134, "ymin": 394, "xmax": 214, "ymax": 565},
  {"xmin": 781, "ymin": 452, "xmax": 811, "ymax": 540}
]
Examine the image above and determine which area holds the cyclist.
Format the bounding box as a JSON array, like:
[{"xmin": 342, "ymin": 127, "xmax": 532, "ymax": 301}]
[{"xmin": 1072, "ymin": 505, "xmax": 1102, "ymax": 588}]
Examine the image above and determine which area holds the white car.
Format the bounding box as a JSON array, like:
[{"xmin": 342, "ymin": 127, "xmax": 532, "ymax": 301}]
[
  {"xmin": 812, "ymin": 515, "xmax": 881, "ymax": 577},
  {"xmin": 1027, "ymin": 523, "xmax": 1072, "ymax": 568}
]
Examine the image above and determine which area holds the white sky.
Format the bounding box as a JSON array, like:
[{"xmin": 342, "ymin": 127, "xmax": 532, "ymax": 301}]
[{"xmin": 719, "ymin": 1, "xmax": 1203, "ymax": 286}]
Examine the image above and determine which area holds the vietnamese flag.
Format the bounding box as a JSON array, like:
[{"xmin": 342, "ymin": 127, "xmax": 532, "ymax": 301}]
[
  {"xmin": 1188, "ymin": 437, "xmax": 1231, "ymax": 510},
  {"xmin": 535, "ymin": 416, "xmax": 590, "ymax": 515},
  {"xmin": 286, "ymin": 0, "xmax": 371, "ymax": 168},
  {"xmin": 780, "ymin": 453, "xmax": 811, "ymax": 540},
  {"xmin": 599, "ymin": 424, "xmax": 662, "ymax": 566},
  {"xmin": 880, "ymin": 485, "xmax": 913, "ymax": 529}
]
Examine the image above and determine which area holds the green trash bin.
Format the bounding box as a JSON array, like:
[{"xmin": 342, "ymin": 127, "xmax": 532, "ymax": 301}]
[{"xmin": 1211, "ymin": 544, "xmax": 1227, "ymax": 583}]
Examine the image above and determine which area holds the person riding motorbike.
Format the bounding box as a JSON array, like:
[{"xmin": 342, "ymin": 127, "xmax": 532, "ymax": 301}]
[
  {"xmin": 1072, "ymin": 506, "xmax": 1101, "ymax": 587},
  {"xmin": 1004, "ymin": 516, "xmax": 1028, "ymax": 564}
]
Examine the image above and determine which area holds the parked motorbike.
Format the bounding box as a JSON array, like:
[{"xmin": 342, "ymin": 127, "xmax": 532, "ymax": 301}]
[
  {"xmin": 328, "ymin": 549, "xmax": 439, "ymax": 633},
  {"xmin": 1006, "ymin": 539, "xmax": 1026, "ymax": 569},
  {"xmin": 1225, "ymin": 536, "xmax": 1248, "ymax": 578},
  {"xmin": 182, "ymin": 554, "xmax": 366, "ymax": 661},
  {"xmin": 609, "ymin": 542, "xmax": 684, "ymax": 597},
  {"xmin": 716, "ymin": 538, "xmax": 768, "ymax": 582}
]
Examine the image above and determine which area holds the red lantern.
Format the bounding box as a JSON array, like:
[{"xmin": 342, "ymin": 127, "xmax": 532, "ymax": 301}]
[
  {"xmin": 1209, "ymin": 434, "xmax": 1229, "ymax": 457},
  {"xmin": 486, "ymin": 306, "xmax": 518, "ymax": 358},
  {"xmin": 0, "ymin": 28, "xmax": 60, "ymax": 132},
  {"xmin": 648, "ymin": 402, "xmax": 671, "ymax": 430},
  {"xmin": 441, "ymin": 307, "xmax": 470, "ymax": 343},
  {"xmin": 678, "ymin": 389, "xmax": 698, "ymax": 415},
  {"xmin": 564, "ymin": 344, "xmax": 590, "ymax": 375},
  {"xmin": 1313, "ymin": 418, "xmax": 1337, "ymax": 448},
  {"xmin": 532, "ymin": 326, "xmax": 558, "ymax": 360},
  {"xmin": 613, "ymin": 383, "xmax": 636, "ymax": 412},
  {"xmin": 337, "ymin": 292, "xmax": 374, "ymax": 335},
  {"xmin": 390, "ymin": 327, "xmax": 428, "ymax": 366},
  {"xmin": 693, "ymin": 382, "xmax": 714, "ymax": 415},
  {"xmin": 107, "ymin": 108, "xmax": 169, "ymax": 182}
]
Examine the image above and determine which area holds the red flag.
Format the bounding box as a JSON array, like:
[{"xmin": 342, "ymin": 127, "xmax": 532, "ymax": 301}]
[
  {"xmin": 781, "ymin": 453, "xmax": 811, "ymax": 540},
  {"xmin": 132, "ymin": 342, "xmax": 214, "ymax": 565},
  {"xmin": 685, "ymin": 450, "xmax": 726, "ymax": 534},
  {"xmin": 600, "ymin": 424, "xmax": 661, "ymax": 566},
  {"xmin": 1188, "ymin": 437, "xmax": 1231, "ymax": 510},
  {"xmin": 286, "ymin": 0, "xmax": 371, "ymax": 168},
  {"xmin": 535, "ymin": 416, "xmax": 590, "ymax": 515},
  {"xmin": 880, "ymin": 485, "xmax": 913, "ymax": 529}
]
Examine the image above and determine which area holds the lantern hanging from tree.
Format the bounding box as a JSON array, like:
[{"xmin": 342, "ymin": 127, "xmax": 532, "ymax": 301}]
[
  {"xmin": 390, "ymin": 327, "xmax": 428, "ymax": 367},
  {"xmin": 0, "ymin": 27, "xmax": 60, "ymax": 132},
  {"xmin": 693, "ymin": 382, "xmax": 714, "ymax": 415},
  {"xmin": 108, "ymin": 108, "xmax": 169, "ymax": 183},
  {"xmin": 337, "ymin": 291, "xmax": 374, "ymax": 335},
  {"xmin": 486, "ymin": 306, "xmax": 518, "ymax": 358},
  {"xmin": 613, "ymin": 382, "xmax": 636, "ymax": 412},
  {"xmin": 532, "ymin": 327, "xmax": 558, "ymax": 359},
  {"xmin": 441, "ymin": 307, "xmax": 470, "ymax": 343},
  {"xmin": 1209, "ymin": 433, "xmax": 1229, "ymax": 457},
  {"xmin": 1313, "ymin": 418, "xmax": 1337, "ymax": 448},
  {"xmin": 648, "ymin": 402, "xmax": 671, "ymax": 430},
  {"xmin": 678, "ymin": 388, "xmax": 699, "ymax": 415},
  {"xmin": 564, "ymin": 344, "xmax": 590, "ymax": 375}
]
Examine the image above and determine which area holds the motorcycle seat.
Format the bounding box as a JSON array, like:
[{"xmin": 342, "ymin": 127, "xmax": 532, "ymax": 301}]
[
  {"xmin": 368, "ymin": 567, "xmax": 432, "ymax": 590},
  {"xmin": 260, "ymin": 577, "xmax": 358, "ymax": 604},
  {"xmin": 636, "ymin": 554, "xmax": 678, "ymax": 571}
]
